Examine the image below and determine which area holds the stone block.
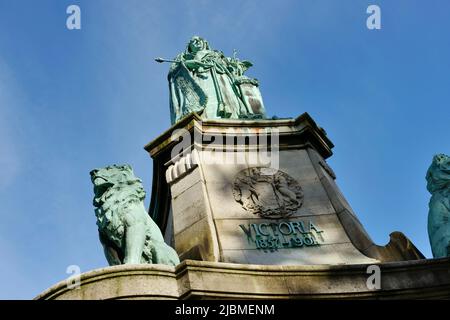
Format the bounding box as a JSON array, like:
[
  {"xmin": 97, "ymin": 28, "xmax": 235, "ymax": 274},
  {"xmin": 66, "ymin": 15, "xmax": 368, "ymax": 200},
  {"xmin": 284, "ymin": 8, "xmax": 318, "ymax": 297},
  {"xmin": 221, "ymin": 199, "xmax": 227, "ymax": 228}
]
[
  {"xmin": 171, "ymin": 181, "xmax": 209, "ymax": 234},
  {"xmin": 169, "ymin": 167, "xmax": 203, "ymax": 198},
  {"xmin": 36, "ymin": 258, "xmax": 450, "ymax": 300},
  {"xmin": 174, "ymin": 216, "xmax": 219, "ymax": 262},
  {"xmin": 278, "ymin": 149, "xmax": 320, "ymax": 181}
]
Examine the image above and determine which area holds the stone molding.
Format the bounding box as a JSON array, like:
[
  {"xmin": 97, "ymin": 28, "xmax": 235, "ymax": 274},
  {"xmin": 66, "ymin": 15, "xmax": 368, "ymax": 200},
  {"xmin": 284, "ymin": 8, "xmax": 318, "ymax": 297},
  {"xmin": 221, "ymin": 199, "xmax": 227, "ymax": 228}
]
[
  {"xmin": 165, "ymin": 149, "xmax": 199, "ymax": 185},
  {"xmin": 36, "ymin": 258, "xmax": 450, "ymax": 300}
]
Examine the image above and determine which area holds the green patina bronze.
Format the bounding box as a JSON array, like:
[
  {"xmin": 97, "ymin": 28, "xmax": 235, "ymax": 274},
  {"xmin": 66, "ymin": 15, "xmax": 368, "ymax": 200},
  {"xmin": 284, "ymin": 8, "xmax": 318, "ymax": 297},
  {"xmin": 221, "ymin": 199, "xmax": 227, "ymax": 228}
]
[
  {"xmin": 426, "ymin": 154, "xmax": 450, "ymax": 258},
  {"xmin": 239, "ymin": 220, "xmax": 324, "ymax": 253},
  {"xmin": 157, "ymin": 36, "xmax": 266, "ymax": 124},
  {"xmin": 90, "ymin": 164, "xmax": 180, "ymax": 266}
]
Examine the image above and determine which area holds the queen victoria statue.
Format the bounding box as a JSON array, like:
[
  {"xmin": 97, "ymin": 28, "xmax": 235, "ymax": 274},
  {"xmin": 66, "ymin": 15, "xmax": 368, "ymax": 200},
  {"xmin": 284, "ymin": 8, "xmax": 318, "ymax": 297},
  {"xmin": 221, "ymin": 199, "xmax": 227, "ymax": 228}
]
[{"xmin": 156, "ymin": 36, "xmax": 266, "ymax": 124}]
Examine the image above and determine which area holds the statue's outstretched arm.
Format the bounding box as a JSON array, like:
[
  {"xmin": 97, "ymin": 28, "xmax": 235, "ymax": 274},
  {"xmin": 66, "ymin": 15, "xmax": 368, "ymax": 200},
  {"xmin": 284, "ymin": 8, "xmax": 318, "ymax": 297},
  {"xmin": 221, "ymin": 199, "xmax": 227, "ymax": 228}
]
[{"xmin": 184, "ymin": 59, "xmax": 213, "ymax": 71}]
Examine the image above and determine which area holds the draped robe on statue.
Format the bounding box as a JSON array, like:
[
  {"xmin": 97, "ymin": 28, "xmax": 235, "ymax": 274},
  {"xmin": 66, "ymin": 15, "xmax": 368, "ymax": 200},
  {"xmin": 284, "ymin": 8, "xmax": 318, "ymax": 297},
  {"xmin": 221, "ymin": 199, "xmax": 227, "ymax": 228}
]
[{"xmin": 167, "ymin": 38, "xmax": 266, "ymax": 124}]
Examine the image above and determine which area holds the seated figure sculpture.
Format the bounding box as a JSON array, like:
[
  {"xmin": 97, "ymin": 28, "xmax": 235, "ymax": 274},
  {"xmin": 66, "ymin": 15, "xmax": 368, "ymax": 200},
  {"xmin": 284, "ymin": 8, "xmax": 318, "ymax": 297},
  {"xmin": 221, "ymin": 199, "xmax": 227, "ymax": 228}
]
[
  {"xmin": 90, "ymin": 164, "xmax": 180, "ymax": 266},
  {"xmin": 426, "ymin": 154, "xmax": 450, "ymax": 258},
  {"xmin": 157, "ymin": 36, "xmax": 266, "ymax": 124}
]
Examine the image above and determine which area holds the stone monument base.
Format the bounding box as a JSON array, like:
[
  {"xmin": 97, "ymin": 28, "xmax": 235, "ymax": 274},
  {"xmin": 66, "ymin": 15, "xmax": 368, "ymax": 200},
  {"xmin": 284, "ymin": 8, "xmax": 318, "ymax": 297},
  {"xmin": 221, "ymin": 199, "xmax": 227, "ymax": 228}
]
[{"xmin": 36, "ymin": 258, "xmax": 450, "ymax": 299}]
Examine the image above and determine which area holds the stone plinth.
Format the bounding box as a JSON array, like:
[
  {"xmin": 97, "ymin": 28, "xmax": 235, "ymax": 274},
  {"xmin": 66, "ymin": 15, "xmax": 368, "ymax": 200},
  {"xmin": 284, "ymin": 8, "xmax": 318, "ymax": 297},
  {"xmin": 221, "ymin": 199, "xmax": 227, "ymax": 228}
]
[
  {"xmin": 36, "ymin": 258, "xmax": 450, "ymax": 299},
  {"xmin": 144, "ymin": 113, "xmax": 423, "ymax": 265}
]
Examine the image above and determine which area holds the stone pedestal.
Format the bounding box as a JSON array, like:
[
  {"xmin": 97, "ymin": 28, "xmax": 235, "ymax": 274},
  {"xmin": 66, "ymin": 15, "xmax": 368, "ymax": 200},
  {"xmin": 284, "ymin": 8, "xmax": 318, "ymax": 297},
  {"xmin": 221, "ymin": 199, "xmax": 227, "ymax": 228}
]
[
  {"xmin": 36, "ymin": 112, "xmax": 448, "ymax": 300},
  {"xmin": 144, "ymin": 113, "xmax": 423, "ymax": 265},
  {"xmin": 36, "ymin": 258, "xmax": 450, "ymax": 299}
]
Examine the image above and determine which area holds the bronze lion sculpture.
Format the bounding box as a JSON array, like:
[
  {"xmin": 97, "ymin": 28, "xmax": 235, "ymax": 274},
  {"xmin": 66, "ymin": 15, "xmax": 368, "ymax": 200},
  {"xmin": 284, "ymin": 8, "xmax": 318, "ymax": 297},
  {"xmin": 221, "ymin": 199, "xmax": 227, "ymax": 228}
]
[{"xmin": 90, "ymin": 164, "xmax": 179, "ymax": 266}]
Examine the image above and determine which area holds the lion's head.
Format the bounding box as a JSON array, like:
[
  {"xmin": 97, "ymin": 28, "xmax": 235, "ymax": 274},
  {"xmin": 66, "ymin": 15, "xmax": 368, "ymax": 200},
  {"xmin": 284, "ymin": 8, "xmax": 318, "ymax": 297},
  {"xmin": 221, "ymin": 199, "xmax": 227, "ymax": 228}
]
[
  {"xmin": 90, "ymin": 164, "xmax": 145, "ymax": 207},
  {"xmin": 426, "ymin": 154, "xmax": 450, "ymax": 194}
]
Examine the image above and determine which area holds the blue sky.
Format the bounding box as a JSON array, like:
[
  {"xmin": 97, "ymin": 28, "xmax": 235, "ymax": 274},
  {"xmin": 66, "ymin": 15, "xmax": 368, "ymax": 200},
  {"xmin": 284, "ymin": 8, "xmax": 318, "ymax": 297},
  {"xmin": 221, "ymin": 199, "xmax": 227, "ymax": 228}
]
[{"xmin": 0, "ymin": 0, "xmax": 448, "ymax": 299}]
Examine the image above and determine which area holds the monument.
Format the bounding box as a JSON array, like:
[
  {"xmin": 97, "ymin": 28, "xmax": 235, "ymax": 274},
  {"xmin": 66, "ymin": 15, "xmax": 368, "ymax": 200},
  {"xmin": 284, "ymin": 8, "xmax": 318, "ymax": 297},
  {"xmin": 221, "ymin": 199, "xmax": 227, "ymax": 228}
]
[
  {"xmin": 90, "ymin": 165, "xmax": 179, "ymax": 266},
  {"xmin": 36, "ymin": 37, "xmax": 450, "ymax": 300},
  {"xmin": 159, "ymin": 35, "xmax": 266, "ymax": 123}
]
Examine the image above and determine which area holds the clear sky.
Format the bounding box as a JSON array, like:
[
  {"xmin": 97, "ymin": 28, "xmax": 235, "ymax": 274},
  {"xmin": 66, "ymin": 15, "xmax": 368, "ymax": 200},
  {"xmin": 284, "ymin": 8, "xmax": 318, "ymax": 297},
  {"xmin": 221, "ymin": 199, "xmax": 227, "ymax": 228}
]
[{"xmin": 0, "ymin": 0, "xmax": 448, "ymax": 299}]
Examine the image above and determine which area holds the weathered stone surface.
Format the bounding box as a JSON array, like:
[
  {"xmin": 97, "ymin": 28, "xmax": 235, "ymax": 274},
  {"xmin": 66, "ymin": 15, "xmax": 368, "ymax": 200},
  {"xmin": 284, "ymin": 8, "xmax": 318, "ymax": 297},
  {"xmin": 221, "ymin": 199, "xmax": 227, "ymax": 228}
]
[
  {"xmin": 279, "ymin": 149, "xmax": 319, "ymax": 180},
  {"xmin": 171, "ymin": 180, "xmax": 209, "ymax": 234},
  {"xmin": 36, "ymin": 258, "xmax": 450, "ymax": 300},
  {"xmin": 36, "ymin": 264, "xmax": 178, "ymax": 300},
  {"xmin": 175, "ymin": 216, "xmax": 220, "ymax": 262},
  {"xmin": 200, "ymin": 181, "xmax": 256, "ymax": 220},
  {"xmin": 235, "ymin": 243, "xmax": 376, "ymax": 266},
  {"xmin": 307, "ymin": 148, "xmax": 356, "ymax": 215},
  {"xmin": 215, "ymin": 214, "xmax": 358, "ymax": 250},
  {"xmin": 145, "ymin": 113, "xmax": 424, "ymax": 265},
  {"xmin": 167, "ymin": 163, "xmax": 203, "ymax": 198}
]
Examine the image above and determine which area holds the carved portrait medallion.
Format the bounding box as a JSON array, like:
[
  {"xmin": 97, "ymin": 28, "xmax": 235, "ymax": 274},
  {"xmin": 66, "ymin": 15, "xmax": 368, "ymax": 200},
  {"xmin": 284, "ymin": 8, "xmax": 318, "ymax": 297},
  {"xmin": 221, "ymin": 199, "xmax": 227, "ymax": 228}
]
[{"xmin": 232, "ymin": 167, "xmax": 303, "ymax": 219}]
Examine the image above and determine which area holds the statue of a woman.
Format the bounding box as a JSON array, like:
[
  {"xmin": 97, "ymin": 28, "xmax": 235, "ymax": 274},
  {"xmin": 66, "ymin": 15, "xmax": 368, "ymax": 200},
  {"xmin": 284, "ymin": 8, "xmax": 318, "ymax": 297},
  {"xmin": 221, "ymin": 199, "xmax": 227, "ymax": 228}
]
[{"xmin": 166, "ymin": 36, "xmax": 266, "ymax": 124}]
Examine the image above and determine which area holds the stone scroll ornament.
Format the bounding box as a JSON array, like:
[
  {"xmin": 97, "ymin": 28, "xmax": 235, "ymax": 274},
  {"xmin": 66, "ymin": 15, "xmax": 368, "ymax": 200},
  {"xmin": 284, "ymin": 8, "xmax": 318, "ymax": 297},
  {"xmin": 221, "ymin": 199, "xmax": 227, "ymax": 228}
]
[
  {"xmin": 232, "ymin": 167, "xmax": 304, "ymax": 218},
  {"xmin": 90, "ymin": 164, "xmax": 180, "ymax": 266},
  {"xmin": 426, "ymin": 154, "xmax": 450, "ymax": 258},
  {"xmin": 155, "ymin": 36, "xmax": 267, "ymax": 124}
]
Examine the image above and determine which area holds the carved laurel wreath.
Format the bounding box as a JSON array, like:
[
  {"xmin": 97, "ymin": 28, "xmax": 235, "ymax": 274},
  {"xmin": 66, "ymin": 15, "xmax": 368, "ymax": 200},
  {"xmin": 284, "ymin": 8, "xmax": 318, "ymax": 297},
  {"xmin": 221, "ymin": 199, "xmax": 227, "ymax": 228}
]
[{"xmin": 232, "ymin": 167, "xmax": 304, "ymax": 219}]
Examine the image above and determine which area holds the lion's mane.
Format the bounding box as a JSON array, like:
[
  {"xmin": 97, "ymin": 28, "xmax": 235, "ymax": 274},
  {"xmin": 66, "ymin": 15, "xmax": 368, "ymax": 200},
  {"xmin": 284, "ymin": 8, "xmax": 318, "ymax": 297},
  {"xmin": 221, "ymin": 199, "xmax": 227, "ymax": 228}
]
[{"xmin": 426, "ymin": 154, "xmax": 450, "ymax": 194}]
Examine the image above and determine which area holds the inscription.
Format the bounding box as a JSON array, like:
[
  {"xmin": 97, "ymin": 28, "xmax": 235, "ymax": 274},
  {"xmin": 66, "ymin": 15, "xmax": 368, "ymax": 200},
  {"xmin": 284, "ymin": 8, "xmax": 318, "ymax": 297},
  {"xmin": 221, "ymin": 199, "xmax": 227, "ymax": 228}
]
[{"xmin": 239, "ymin": 220, "xmax": 324, "ymax": 252}]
